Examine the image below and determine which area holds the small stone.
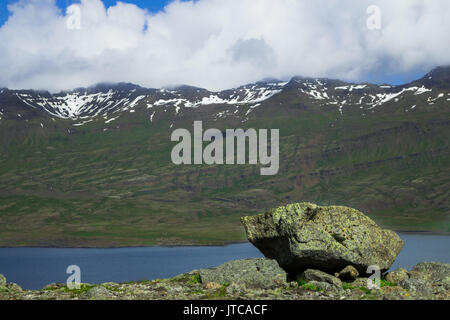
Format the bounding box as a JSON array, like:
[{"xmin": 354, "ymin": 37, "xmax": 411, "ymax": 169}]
[
  {"xmin": 6, "ymin": 283, "xmax": 22, "ymax": 292},
  {"xmin": 43, "ymin": 283, "xmax": 65, "ymax": 290},
  {"xmin": 101, "ymin": 282, "xmax": 118, "ymax": 287},
  {"xmin": 381, "ymin": 286, "xmax": 408, "ymax": 300},
  {"xmin": 385, "ymin": 268, "xmax": 409, "ymax": 284},
  {"xmin": 351, "ymin": 277, "xmax": 370, "ymax": 288},
  {"xmin": 39, "ymin": 291, "xmax": 58, "ymax": 300},
  {"xmin": 302, "ymin": 269, "xmax": 342, "ymax": 287},
  {"xmin": 84, "ymin": 286, "xmax": 115, "ymax": 300},
  {"xmin": 204, "ymin": 282, "xmax": 222, "ymax": 290},
  {"xmin": 338, "ymin": 266, "xmax": 359, "ymax": 280}
]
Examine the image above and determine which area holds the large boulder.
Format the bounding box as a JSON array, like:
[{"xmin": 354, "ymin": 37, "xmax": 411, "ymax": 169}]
[{"xmin": 241, "ymin": 202, "xmax": 404, "ymax": 275}]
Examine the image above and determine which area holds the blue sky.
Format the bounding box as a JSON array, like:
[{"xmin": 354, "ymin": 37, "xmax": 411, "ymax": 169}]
[
  {"xmin": 0, "ymin": 0, "xmax": 447, "ymax": 91},
  {"xmin": 365, "ymin": 69, "xmax": 425, "ymax": 87},
  {"xmin": 0, "ymin": 0, "xmax": 173, "ymax": 26}
]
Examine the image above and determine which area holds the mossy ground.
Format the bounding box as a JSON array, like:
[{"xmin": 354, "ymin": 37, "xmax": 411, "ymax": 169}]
[{"xmin": 1, "ymin": 274, "xmax": 443, "ymax": 301}]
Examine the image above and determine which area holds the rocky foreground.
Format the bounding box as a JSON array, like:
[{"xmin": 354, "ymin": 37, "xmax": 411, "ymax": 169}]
[
  {"xmin": 0, "ymin": 259, "xmax": 449, "ymax": 300},
  {"xmin": 1, "ymin": 202, "xmax": 448, "ymax": 300}
]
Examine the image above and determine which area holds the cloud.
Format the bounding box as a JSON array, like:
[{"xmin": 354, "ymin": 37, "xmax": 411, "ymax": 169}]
[
  {"xmin": 230, "ymin": 38, "xmax": 277, "ymax": 70},
  {"xmin": 0, "ymin": 0, "xmax": 450, "ymax": 92}
]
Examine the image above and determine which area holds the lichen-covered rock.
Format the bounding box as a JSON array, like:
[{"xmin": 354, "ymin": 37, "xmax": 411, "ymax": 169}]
[
  {"xmin": 381, "ymin": 286, "xmax": 412, "ymax": 300},
  {"xmin": 409, "ymin": 262, "xmax": 450, "ymax": 283},
  {"xmin": 241, "ymin": 202, "xmax": 404, "ymax": 275},
  {"xmin": 443, "ymin": 276, "xmax": 450, "ymax": 290},
  {"xmin": 204, "ymin": 282, "xmax": 222, "ymax": 290},
  {"xmin": 401, "ymin": 262, "xmax": 450, "ymax": 295},
  {"xmin": 398, "ymin": 278, "xmax": 433, "ymax": 296},
  {"xmin": 351, "ymin": 277, "xmax": 370, "ymax": 288},
  {"xmin": 385, "ymin": 268, "xmax": 409, "ymax": 284},
  {"xmin": 338, "ymin": 266, "xmax": 359, "ymax": 280},
  {"xmin": 0, "ymin": 274, "xmax": 6, "ymax": 287},
  {"xmin": 43, "ymin": 283, "xmax": 65, "ymax": 290},
  {"xmin": 83, "ymin": 286, "xmax": 115, "ymax": 300},
  {"xmin": 0, "ymin": 260, "xmax": 448, "ymax": 300},
  {"xmin": 6, "ymin": 283, "xmax": 22, "ymax": 292},
  {"xmin": 301, "ymin": 269, "xmax": 342, "ymax": 287},
  {"xmin": 225, "ymin": 282, "xmax": 244, "ymax": 295},
  {"xmin": 199, "ymin": 258, "xmax": 286, "ymax": 288}
]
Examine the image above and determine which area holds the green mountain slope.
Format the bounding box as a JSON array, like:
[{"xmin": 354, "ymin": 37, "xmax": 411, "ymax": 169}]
[{"xmin": 0, "ymin": 68, "xmax": 449, "ymax": 247}]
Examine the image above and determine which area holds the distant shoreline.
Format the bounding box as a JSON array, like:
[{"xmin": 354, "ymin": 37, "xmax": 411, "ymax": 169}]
[
  {"xmin": 396, "ymin": 230, "xmax": 450, "ymax": 235},
  {"xmin": 0, "ymin": 231, "xmax": 449, "ymax": 249},
  {"xmin": 0, "ymin": 240, "xmax": 250, "ymax": 250}
]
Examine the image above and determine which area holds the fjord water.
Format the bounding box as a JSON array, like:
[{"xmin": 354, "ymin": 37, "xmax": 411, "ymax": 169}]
[{"xmin": 0, "ymin": 234, "xmax": 449, "ymax": 290}]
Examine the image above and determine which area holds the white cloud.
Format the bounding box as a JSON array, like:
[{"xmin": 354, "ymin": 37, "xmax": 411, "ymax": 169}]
[{"xmin": 0, "ymin": 0, "xmax": 450, "ymax": 92}]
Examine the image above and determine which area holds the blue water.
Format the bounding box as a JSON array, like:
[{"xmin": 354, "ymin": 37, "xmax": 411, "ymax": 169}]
[{"xmin": 0, "ymin": 234, "xmax": 448, "ymax": 290}]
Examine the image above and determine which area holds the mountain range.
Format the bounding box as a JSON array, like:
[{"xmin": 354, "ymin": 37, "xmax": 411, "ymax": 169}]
[{"xmin": 0, "ymin": 66, "xmax": 449, "ymax": 247}]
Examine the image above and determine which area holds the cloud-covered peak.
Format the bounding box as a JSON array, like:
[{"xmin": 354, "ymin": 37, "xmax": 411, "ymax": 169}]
[{"xmin": 1, "ymin": 0, "xmax": 450, "ymax": 92}]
